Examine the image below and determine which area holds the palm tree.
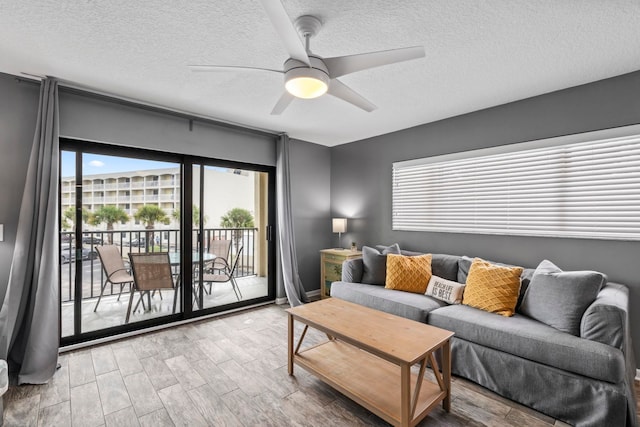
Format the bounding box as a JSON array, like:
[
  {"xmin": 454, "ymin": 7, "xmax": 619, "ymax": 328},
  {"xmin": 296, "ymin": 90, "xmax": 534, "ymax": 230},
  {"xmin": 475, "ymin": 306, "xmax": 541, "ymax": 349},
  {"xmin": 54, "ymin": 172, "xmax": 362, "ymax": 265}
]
[
  {"xmin": 220, "ymin": 207, "xmax": 254, "ymax": 249},
  {"xmin": 89, "ymin": 206, "xmax": 129, "ymax": 243},
  {"xmin": 62, "ymin": 207, "xmax": 90, "ymax": 237},
  {"xmin": 134, "ymin": 205, "xmax": 170, "ymax": 251},
  {"xmin": 62, "ymin": 207, "xmax": 76, "ymax": 231},
  {"xmin": 172, "ymin": 204, "xmax": 208, "ymax": 227}
]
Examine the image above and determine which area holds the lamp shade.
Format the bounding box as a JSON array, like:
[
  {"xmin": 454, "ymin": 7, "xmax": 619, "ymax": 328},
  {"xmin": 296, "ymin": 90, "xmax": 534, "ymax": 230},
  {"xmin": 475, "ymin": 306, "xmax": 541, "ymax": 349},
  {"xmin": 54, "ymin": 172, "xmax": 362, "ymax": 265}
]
[{"xmin": 332, "ymin": 218, "xmax": 347, "ymax": 233}]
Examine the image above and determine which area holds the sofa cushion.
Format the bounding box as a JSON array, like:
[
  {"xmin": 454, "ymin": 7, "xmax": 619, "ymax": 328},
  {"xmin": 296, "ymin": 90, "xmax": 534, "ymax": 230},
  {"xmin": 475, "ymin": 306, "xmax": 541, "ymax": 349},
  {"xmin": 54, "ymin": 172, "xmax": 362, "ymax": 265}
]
[
  {"xmin": 457, "ymin": 255, "xmax": 477, "ymax": 283},
  {"xmin": 580, "ymin": 283, "xmax": 628, "ymax": 350},
  {"xmin": 341, "ymin": 258, "xmax": 364, "ymax": 283},
  {"xmin": 425, "ymin": 275, "xmax": 465, "ymax": 304},
  {"xmin": 362, "ymin": 244, "xmax": 400, "ymax": 285},
  {"xmin": 458, "ymin": 255, "xmax": 525, "ymax": 282},
  {"xmin": 517, "ymin": 268, "xmax": 535, "ymax": 308},
  {"xmin": 431, "ymin": 254, "xmax": 460, "ymax": 282},
  {"xmin": 462, "ymin": 258, "xmax": 523, "ymax": 317},
  {"xmin": 458, "ymin": 255, "xmax": 534, "ymax": 308},
  {"xmin": 397, "ymin": 250, "xmax": 460, "ymax": 282},
  {"xmin": 330, "ymin": 281, "xmax": 447, "ymax": 323},
  {"xmin": 428, "ymin": 304, "xmax": 625, "ymax": 383},
  {"xmin": 520, "ymin": 260, "xmax": 606, "ymax": 336},
  {"xmin": 385, "ymin": 254, "xmax": 432, "ymax": 294}
]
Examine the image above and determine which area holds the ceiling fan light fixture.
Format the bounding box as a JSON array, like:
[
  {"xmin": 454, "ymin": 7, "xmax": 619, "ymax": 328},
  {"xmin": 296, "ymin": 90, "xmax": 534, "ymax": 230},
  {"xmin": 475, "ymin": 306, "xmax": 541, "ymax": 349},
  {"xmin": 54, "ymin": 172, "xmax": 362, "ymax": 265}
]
[
  {"xmin": 285, "ymin": 68, "xmax": 329, "ymax": 99},
  {"xmin": 286, "ymin": 76, "xmax": 327, "ymax": 99}
]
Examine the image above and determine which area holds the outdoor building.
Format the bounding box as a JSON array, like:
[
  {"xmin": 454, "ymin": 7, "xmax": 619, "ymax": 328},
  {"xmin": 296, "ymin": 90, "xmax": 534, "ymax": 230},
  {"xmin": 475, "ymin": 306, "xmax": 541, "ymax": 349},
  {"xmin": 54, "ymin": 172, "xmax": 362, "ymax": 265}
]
[{"xmin": 61, "ymin": 166, "xmax": 256, "ymax": 233}]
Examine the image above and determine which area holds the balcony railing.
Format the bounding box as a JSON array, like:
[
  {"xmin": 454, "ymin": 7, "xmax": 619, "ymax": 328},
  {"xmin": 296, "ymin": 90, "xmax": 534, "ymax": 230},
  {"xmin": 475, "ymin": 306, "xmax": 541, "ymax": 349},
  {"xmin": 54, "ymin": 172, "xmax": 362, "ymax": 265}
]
[{"xmin": 60, "ymin": 227, "xmax": 258, "ymax": 303}]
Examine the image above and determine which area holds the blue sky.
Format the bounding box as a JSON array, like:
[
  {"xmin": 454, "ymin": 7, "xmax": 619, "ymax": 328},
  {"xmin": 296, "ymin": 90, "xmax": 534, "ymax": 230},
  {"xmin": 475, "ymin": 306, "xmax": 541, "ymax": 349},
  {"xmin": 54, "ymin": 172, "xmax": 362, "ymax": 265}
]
[{"xmin": 61, "ymin": 152, "xmax": 178, "ymax": 178}]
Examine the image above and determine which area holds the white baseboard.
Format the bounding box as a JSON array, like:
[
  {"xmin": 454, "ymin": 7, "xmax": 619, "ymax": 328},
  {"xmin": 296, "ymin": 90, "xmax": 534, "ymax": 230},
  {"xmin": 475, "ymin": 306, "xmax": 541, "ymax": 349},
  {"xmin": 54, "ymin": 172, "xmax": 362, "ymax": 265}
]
[{"xmin": 275, "ymin": 289, "xmax": 321, "ymax": 305}]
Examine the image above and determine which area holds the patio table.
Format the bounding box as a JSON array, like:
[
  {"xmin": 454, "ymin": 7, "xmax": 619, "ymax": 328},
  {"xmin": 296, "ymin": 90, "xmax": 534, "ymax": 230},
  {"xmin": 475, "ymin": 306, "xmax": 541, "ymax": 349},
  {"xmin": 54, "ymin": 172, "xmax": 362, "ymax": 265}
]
[{"xmin": 168, "ymin": 251, "xmax": 215, "ymax": 310}]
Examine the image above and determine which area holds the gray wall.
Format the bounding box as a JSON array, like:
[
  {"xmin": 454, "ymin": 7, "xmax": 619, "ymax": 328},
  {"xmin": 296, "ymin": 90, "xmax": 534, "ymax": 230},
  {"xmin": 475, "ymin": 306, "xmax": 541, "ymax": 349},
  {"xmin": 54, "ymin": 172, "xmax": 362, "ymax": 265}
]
[
  {"xmin": 330, "ymin": 69, "xmax": 640, "ymax": 365},
  {"xmin": 59, "ymin": 90, "xmax": 276, "ymax": 167},
  {"xmin": 289, "ymin": 139, "xmax": 332, "ymax": 293},
  {"xmin": 0, "ymin": 74, "xmax": 40, "ymax": 302}
]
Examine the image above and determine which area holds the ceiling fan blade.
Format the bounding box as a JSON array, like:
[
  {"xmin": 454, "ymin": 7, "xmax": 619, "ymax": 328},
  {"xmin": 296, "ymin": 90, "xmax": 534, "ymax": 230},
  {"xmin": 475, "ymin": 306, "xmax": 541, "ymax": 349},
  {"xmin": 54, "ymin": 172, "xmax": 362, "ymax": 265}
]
[
  {"xmin": 270, "ymin": 91, "xmax": 295, "ymax": 115},
  {"xmin": 324, "ymin": 46, "xmax": 425, "ymax": 78},
  {"xmin": 189, "ymin": 65, "xmax": 283, "ymax": 74},
  {"xmin": 327, "ymin": 79, "xmax": 377, "ymax": 112},
  {"xmin": 259, "ymin": 0, "xmax": 310, "ymax": 66}
]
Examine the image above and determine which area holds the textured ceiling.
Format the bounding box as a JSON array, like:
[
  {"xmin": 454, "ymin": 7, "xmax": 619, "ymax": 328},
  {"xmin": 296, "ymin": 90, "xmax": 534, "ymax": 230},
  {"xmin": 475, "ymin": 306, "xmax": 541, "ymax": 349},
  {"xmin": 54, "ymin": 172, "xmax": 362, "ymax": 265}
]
[{"xmin": 1, "ymin": 1, "xmax": 640, "ymax": 146}]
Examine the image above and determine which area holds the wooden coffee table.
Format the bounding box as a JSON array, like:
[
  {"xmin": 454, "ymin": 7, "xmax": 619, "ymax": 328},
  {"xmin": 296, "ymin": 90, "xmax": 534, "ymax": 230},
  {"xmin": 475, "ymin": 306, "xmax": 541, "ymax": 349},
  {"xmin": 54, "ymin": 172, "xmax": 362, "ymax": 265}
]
[{"xmin": 286, "ymin": 298, "xmax": 454, "ymax": 427}]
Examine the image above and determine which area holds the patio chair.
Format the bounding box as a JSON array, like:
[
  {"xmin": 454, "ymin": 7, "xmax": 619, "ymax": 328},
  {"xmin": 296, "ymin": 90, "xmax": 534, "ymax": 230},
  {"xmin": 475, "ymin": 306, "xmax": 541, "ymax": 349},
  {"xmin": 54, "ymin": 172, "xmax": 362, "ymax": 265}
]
[
  {"xmin": 94, "ymin": 245, "xmax": 134, "ymax": 312},
  {"xmin": 127, "ymin": 252, "xmax": 177, "ymax": 323},
  {"xmin": 207, "ymin": 238, "xmax": 231, "ymax": 270},
  {"xmin": 203, "ymin": 238, "xmax": 232, "ymax": 294},
  {"xmin": 201, "ymin": 246, "xmax": 244, "ymax": 301}
]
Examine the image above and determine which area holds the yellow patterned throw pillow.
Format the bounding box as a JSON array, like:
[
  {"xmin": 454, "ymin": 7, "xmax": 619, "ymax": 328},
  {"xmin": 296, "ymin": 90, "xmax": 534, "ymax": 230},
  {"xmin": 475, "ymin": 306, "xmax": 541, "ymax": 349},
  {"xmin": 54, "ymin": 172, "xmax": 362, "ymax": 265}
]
[
  {"xmin": 385, "ymin": 254, "xmax": 432, "ymax": 294},
  {"xmin": 462, "ymin": 258, "xmax": 523, "ymax": 317}
]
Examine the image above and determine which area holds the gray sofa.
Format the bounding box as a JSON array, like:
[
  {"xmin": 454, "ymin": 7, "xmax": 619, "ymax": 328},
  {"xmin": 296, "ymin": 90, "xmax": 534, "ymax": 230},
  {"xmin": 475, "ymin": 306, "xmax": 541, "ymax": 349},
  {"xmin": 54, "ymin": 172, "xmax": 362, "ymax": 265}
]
[{"xmin": 330, "ymin": 250, "xmax": 637, "ymax": 427}]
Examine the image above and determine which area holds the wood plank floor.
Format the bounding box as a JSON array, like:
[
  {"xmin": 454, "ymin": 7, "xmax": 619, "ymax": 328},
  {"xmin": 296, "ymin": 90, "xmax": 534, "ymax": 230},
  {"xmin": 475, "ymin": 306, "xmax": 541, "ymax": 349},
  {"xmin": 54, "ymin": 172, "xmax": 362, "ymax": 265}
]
[{"xmin": 2, "ymin": 303, "xmax": 619, "ymax": 426}]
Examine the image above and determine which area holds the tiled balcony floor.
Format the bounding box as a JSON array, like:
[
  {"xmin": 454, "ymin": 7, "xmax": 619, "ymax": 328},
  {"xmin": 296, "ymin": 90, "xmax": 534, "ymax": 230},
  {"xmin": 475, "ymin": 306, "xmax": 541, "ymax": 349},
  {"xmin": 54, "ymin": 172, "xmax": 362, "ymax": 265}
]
[{"xmin": 61, "ymin": 275, "xmax": 268, "ymax": 336}]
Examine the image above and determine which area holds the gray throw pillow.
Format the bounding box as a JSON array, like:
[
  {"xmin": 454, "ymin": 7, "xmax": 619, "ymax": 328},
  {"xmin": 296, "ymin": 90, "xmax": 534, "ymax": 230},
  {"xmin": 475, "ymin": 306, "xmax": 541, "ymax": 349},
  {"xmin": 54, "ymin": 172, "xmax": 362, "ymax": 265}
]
[
  {"xmin": 431, "ymin": 254, "xmax": 461, "ymax": 282},
  {"xmin": 517, "ymin": 268, "xmax": 535, "ymax": 309},
  {"xmin": 519, "ymin": 259, "xmax": 606, "ymax": 336},
  {"xmin": 456, "ymin": 256, "xmax": 474, "ymax": 283},
  {"xmin": 362, "ymin": 244, "xmax": 400, "ymax": 285}
]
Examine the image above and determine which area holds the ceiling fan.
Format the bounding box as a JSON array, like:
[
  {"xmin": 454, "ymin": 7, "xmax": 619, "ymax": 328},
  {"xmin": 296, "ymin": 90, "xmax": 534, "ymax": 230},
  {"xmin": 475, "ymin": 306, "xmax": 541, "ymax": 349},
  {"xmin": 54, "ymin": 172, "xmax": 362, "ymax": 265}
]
[{"xmin": 189, "ymin": 0, "xmax": 426, "ymax": 115}]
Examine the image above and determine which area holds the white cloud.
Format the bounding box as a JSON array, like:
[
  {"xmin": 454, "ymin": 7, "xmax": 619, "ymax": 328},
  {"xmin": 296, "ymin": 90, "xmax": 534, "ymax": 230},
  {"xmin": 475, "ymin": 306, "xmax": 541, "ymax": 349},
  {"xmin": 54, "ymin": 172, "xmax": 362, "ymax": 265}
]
[{"xmin": 88, "ymin": 160, "xmax": 105, "ymax": 167}]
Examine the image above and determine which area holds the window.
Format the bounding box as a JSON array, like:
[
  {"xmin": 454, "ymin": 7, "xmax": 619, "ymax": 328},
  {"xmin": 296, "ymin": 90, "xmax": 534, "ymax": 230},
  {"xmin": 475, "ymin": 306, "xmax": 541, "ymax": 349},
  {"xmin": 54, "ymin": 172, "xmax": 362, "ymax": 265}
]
[{"xmin": 392, "ymin": 125, "xmax": 640, "ymax": 240}]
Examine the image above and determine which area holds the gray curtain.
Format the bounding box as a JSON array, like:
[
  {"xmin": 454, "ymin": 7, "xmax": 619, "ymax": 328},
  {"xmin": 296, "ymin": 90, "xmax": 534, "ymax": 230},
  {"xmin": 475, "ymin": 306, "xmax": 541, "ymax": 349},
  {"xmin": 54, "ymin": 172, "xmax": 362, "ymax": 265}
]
[
  {"xmin": 0, "ymin": 77, "xmax": 60, "ymax": 384},
  {"xmin": 276, "ymin": 134, "xmax": 308, "ymax": 307}
]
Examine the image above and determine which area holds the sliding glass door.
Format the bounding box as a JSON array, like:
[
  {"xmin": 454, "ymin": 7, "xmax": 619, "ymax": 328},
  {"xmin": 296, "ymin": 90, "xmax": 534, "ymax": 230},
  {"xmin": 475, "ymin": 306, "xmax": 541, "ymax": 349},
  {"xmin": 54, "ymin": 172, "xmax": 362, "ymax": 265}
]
[
  {"xmin": 60, "ymin": 146, "xmax": 183, "ymax": 340},
  {"xmin": 190, "ymin": 163, "xmax": 274, "ymax": 314},
  {"xmin": 60, "ymin": 140, "xmax": 275, "ymax": 345}
]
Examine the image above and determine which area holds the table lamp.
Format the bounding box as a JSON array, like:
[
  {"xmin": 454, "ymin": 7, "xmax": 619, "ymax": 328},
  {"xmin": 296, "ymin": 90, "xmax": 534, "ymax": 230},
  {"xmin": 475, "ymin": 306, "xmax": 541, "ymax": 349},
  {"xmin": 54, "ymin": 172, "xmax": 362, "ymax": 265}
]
[{"xmin": 332, "ymin": 218, "xmax": 347, "ymax": 249}]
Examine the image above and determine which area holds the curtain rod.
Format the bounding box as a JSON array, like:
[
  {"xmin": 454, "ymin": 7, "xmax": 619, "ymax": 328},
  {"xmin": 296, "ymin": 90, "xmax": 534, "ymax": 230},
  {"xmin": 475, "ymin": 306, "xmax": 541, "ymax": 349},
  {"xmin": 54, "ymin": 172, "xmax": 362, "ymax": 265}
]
[{"xmin": 18, "ymin": 72, "xmax": 281, "ymax": 139}]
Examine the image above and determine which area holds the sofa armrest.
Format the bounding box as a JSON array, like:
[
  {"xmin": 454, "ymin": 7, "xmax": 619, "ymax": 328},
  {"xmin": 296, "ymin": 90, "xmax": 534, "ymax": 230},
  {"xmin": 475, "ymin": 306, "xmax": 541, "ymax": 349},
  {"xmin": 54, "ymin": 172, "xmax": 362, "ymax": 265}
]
[
  {"xmin": 580, "ymin": 282, "xmax": 629, "ymax": 351},
  {"xmin": 341, "ymin": 258, "xmax": 364, "ymax": 283}
]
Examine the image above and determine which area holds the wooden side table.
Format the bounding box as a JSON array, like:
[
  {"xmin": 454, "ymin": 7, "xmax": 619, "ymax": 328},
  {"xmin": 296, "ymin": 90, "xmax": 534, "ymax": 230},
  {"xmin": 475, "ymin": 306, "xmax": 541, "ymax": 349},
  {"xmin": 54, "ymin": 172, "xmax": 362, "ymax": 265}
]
[{"xmin": 320, "ymin": 248, "xmax": 362, "ymax": 298}]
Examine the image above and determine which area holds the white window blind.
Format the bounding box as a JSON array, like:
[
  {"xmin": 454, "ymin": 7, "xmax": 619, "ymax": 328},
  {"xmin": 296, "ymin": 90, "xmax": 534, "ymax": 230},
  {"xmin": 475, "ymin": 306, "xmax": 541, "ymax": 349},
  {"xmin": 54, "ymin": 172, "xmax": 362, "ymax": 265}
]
[{"xmin": 392, "ymin": 126, "xmax": 640, "ymax": 240}]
